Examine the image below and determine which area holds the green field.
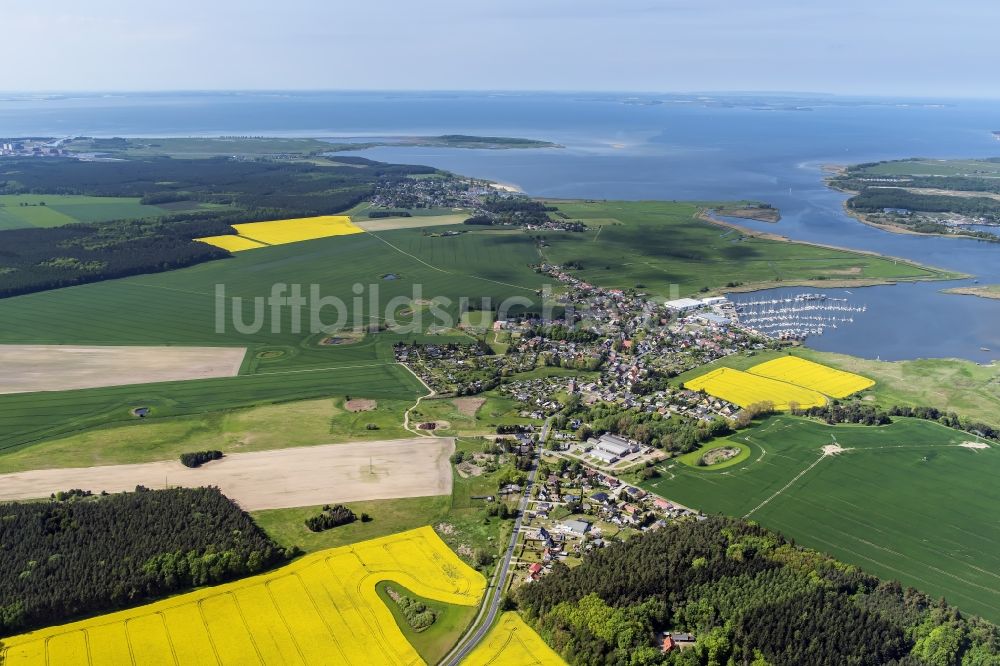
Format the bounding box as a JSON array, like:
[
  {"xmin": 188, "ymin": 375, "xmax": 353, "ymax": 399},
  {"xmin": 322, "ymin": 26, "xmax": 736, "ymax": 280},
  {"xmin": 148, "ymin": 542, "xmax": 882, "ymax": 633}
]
[
  {"xmin": 854, "ymin": 158, "xmax": 1000, "ymax": 177},
  {"xmin": 0, "ymin": 396, "xmax": 416, "ymax": 473},
  {"xmin": 675, "ymin": 440, "xmax": 751, "ymax": 469},
  {"xmin": 538, "ymin": 200, "xmax": 951, "ymax": 296},
  {"xmin": 0, "ymin": 365, "xmax": 424, "ymax": 458},
  {"xmin": 0, "ymin": 194, "xmax": 199, "ymax": 230},
  {"xmin": 375, "ymin": 580, "xmax": 477, "ymax": 665},
  {"xmin": 673, "ymin": 347, "xmax": 1000, "ymax": 428},
  {"xmin": 253, "ymin": 496, "xmax": 453, "ymax": 554},
  {"xmin": 643, "ymin": 415, "xmax": 1000, "ymax": 622}
]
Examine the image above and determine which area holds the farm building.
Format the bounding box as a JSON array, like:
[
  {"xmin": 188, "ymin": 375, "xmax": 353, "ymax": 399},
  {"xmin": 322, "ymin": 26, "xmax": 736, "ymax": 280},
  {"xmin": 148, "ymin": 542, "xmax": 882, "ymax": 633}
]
[{"xmin": 664, "ymin": 297, "xmax": 703, "ymax": 312}]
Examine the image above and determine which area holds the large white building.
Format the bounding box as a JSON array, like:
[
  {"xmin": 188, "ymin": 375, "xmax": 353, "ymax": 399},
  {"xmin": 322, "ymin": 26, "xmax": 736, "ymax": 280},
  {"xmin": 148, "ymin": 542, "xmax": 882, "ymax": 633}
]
[
  {"xmin": 596, "ymin": 433, "xmax": 637, "ymax": 457},
  {"xmin": 664, "ymin": 297, "xmax": 703, "ymax": 312}
]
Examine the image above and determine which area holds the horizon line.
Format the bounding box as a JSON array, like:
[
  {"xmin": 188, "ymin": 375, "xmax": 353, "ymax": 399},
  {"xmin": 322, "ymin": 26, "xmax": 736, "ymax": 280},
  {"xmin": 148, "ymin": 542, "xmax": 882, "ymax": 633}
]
[{"xmin": 0, "ymin": 88, "xmax": 999, "ymax": 102}]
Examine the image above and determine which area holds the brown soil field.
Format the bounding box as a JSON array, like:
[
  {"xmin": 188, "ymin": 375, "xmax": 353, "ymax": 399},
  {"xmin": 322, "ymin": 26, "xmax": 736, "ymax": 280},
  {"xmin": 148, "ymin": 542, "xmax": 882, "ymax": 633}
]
[
  {"xmin": 345, "ymin": 398, "xmax": 378, "ymax": 412},
  {"xmin": 0, "ymin": 437, "xmax": 453, "ymax": 510},
  {"xmin": 0, "ymin": 345, "xmax": 246, "ymax": 394},
  {"xmin": 453, "ymin": 397, "xmax": 486, "ymax": 417},
  {"xmin": 354, "ymin": 213, "xmax": 469, "ymax": 232}
]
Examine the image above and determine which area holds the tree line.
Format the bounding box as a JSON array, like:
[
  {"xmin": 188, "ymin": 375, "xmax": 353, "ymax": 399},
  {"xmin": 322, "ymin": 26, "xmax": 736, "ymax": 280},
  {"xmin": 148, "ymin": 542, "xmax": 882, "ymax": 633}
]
[{"xmin": 799, "ymin": 402, "xmax": 999, "ymax": 442}]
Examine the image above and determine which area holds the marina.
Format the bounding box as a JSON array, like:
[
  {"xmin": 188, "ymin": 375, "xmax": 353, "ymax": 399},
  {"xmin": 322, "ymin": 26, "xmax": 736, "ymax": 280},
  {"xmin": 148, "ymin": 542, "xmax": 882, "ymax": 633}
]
[{"xmin": 732, "ymin": 293, "xmax": 867, "ymax": 341}]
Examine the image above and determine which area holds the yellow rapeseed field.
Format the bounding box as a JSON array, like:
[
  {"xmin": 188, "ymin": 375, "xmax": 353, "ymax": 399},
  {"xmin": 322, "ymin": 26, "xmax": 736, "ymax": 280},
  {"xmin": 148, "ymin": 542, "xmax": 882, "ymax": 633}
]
[
  {"xmin": 684, "ymin": 367, "xmax": 827, "ymax": 410},
  {"xmin": 463, "ymin": 612, "xmax": 566, "ymax": 666},
  {"xmin": 233, "ymin": 215, "xmax": 362, "ymax": 245},
  {"xmin": 747, "ymin": 356, "xmax": 875, "ymax": 398},
  {"xmin": 1, "ymin": 526, "xmax": 485, "ymax": 666},
  {"xmin": 194, "ymin": 234, "xmax": 268, "ymax": 252}
]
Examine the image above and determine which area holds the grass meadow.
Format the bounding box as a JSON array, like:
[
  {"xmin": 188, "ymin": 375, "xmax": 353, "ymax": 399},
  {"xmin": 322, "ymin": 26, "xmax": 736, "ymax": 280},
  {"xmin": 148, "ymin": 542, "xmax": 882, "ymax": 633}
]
[
  {"xmin": 643, "ymin": 415, "xmax": 1000, "ymax": 622},
  {"xmin": 540, "ymin": 200, "xmax": 950, "ymax": 297}
]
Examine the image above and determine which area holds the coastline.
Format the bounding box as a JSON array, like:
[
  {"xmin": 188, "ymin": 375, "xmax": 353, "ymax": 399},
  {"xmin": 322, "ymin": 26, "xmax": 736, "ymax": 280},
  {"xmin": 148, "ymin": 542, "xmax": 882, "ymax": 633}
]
[
  {"xmin": 823, "ymin": 170, "xmax": 998, "ymax": 243},
  {"xmin": 696, "ymin": 209, "xmax": 969, "ymax": 286},
  {"xmin": 488, "ymin": 181, "xmax": 523, "ymax": 193},
  {"xmin": 840, "ymin": 201, "xmax": 996, "ymax": 242}
]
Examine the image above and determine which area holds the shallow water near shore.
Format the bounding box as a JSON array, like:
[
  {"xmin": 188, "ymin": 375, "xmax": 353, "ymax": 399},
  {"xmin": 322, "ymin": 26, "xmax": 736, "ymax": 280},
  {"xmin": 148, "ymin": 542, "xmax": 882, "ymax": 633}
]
[{"xmin": 3, "ymin": 91, "xmax": 998, "ymax": 361}]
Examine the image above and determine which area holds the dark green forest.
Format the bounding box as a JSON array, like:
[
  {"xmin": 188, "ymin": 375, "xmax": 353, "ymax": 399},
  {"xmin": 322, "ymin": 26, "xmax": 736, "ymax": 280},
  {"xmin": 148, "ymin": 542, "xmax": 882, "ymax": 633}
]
[
  {"xmin": 0, "ymin": 487, "xmax": 293, "ymax": 636},
  {"xmin": 517, "ymin": 516, "xmax": 1000, "ymax": 665},
  {"xmin": 0, "ymin": 156, "xmax": 438, "ymax": 297}
]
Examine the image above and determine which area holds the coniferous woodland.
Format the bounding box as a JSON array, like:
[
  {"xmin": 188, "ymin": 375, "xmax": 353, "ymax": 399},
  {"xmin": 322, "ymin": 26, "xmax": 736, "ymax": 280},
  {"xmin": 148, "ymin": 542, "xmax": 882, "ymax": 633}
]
[
  {"xmin": 516, "ymin": 516, "xmax": 1000, "ymax": 666},
  {"xmin": 0, "ymin": 156, "xmax": 438, "ymax": 297},
  {"xmin": 0, "ymin": 486, "xmax": 293, "ymax": 636}
]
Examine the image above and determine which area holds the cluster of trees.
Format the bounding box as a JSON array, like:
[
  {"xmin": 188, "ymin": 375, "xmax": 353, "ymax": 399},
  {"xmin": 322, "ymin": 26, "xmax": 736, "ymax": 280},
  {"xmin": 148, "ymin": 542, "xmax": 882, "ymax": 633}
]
[
  {"xmin": 797, "ymin": 402, "xmax": 892, "ymax": 425},
  {"xmin": 386, "ymin": 587, "xmax": 436, "ymax": 631},
  {"xmin": 179, "ymin": 450, "xmax": 223, "ymax": 468},
  {"xmin": 464, "ymin": 199, "xmax": 556, "ymax": 227},
  {"xmin": 304, "ymin": 504, "xmax": 369, "ymax": 532},
  {"xmin": 0, "ymin": 156, "xmax": 439, "ymax": 297},
  {"xmin": 0, "ymin": 486, "xmax": 291, "ymax": 635},
  {"xmin": 887, "ymin": 405, "xmax": 999, "ymax": 442},
  {"xmin": 516, "ymin": 516, "xmax": 1000, "ymax": 665},
  {"xmin": 496, "ymin": 424, "xmax": 532, "ymax": 434},
  {"xmin": 527, "ymin": 324, "xmax": 599, "ymax": 343},
  {"xmin": 367, "ymin": 210, "xmax": 412, "ymax": 218},
  {"xmin": 564, "ymin": 401, "xmax": 730, "ymax": 455}
]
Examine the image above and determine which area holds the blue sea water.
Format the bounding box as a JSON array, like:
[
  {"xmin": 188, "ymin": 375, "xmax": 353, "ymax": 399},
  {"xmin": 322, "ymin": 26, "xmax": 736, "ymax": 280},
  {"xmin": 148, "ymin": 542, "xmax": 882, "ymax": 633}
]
[{"xmin": 1, "ymin": 91, "xmax": 997, "ymax": 361}]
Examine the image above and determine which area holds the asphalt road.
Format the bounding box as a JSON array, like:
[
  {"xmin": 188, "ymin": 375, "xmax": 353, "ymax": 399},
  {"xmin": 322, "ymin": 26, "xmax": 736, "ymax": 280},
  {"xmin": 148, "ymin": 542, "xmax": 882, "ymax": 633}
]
[{"xmin": 442, "ymin": 417, "xmax": 549, "ymax": 665}]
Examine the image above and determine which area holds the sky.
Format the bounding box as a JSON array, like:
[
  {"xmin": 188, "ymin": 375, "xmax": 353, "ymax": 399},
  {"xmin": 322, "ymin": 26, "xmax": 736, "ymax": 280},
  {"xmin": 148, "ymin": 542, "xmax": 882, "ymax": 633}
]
[{"xmin": 3, "ymin": 0, "xmax": 998, "ymax": 97}]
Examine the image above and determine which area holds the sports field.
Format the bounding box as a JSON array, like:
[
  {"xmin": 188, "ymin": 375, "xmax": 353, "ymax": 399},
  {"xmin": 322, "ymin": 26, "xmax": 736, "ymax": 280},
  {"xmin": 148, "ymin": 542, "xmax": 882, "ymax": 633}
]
[
  {"xmin": 463, "ymin": 612, "xmax": 566, "ymax": 666},
  {"xmin": 684, "ymin": 367, "xmax": 827, "ymax": 410},
  {"xmin": 746, "ymin": 356, "xmax": 874, "ymax": 398},
  {"xmin": 643, "ymin": 416, "xmax": 1000, "ymax": 622},
  {"xmin": 0, "ymin": 437, "xmax": 453, "ymax": 509},
  {"xmin": 0, "ymin": 194, "xmax": 183, "ymax": 230},
  {"xmin": 0, "ymin": 345, "xmax": 246, "ymax": 394},
  {"xmin": 0, "ymin": 526, "xmax": 486, "ymax": 665}
]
